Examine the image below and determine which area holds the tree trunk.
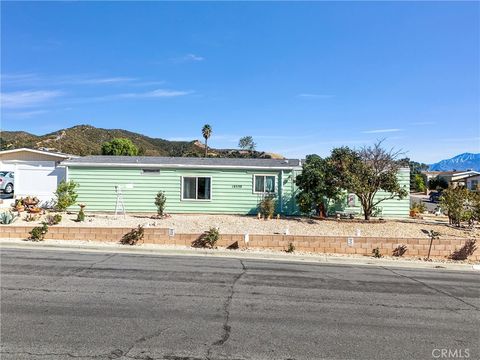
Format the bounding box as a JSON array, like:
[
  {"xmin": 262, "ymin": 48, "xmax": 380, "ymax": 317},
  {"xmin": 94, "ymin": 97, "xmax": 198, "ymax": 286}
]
[
  {"xmin": 204, "ymin": 139, "xmax": 208, "ymax": 157},
  {"xmin": 363, "ymin": 202, "xmax": 372, "ymax": 220},
  {"xmin": 317, "ymin": 202, "xmax": 327, "ymax": 219}
]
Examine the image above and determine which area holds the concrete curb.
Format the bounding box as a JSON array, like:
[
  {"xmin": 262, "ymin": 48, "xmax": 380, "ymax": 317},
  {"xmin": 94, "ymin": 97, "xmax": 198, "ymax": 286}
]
[{"xmin": 1, "ymin": 239, "xmax": 478, "ymax": 271}]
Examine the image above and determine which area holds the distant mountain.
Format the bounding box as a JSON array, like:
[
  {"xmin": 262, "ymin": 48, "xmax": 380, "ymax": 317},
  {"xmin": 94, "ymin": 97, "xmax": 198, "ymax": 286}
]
[
  {"xmin": 429, "ymin": 153, "xmax": 480, "ymax": 171},
  {"xmin": 0, "ymin": 124, "xmax": 278, "ymax": 158}
]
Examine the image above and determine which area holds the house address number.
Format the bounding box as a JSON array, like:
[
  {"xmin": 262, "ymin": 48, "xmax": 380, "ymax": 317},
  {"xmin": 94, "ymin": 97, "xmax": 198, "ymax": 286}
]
[{"xmin": 232, "ymin": 185, "xmax": 242, "ymax": 189}]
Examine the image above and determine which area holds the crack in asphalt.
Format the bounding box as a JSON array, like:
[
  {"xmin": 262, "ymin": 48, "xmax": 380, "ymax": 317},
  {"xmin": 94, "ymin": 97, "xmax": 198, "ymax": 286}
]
[
  {"xmin": 380, "ymin": 266, "xmax": 480, "ymax": 311},
  {"xmin": 122, "ymin": 326, "xmax": 172, "ymax": 359},
  {"xmin": 206, "ymin": 259, "xmax": 247, "ymax": 359},
  {"xmin": 42, "ymin": 253, "xmax": 118, "ymax": 288},
  {"xmin": 0, "ymin": 253, "xmax": 118, "ymax": 301}
]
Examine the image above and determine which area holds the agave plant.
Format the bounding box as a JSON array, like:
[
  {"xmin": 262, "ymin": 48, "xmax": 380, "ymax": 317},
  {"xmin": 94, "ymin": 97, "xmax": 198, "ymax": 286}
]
[{"xmin": 0, "ymin": 211, "xmax": 18, "ymax": 225}]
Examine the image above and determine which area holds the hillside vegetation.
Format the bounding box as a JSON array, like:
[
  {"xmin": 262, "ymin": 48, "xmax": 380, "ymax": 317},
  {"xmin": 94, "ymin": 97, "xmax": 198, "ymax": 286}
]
[{"xmin": 0, "ymin": 125, "xmax": 278, "ymax": 158}]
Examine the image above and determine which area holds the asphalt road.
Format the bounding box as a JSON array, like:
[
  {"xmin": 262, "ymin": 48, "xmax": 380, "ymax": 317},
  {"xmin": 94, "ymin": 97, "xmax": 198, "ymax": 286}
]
[{"xmin": 1, "ymin": 248, "xmax": 479, "ymax": 360}]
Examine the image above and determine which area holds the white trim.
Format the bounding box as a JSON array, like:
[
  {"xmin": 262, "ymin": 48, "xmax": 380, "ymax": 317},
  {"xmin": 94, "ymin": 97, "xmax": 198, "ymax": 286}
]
[
  {"xmin": 252, "ymin": 174, "xmax": 277, "ymax": 194},
  {"xmin": 61, "ymin": 161, "xmax": 301, "ymax": 171},
  {"xmin": 0, "ymin": 148, "xmax": 75, "ymax": 159},
  {"xmin": 180, "ymin": 176, "xmax": 212, "ymax": 202}
]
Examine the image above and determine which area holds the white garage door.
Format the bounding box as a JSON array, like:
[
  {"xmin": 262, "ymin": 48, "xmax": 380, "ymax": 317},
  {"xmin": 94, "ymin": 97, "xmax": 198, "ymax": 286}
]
[{"xmin": 4, "ymin": 161, "xmax": 65, "ymax": 201}]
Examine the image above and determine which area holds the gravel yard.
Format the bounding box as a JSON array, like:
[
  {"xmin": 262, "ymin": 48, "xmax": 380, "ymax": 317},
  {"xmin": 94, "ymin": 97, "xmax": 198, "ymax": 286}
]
[{"xmin": 4, "ymin": 211, "xmax": 478, "ymax": 239}]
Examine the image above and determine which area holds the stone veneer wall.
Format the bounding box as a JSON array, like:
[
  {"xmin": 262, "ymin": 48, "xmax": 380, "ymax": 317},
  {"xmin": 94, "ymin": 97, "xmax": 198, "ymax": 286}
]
[{"xmin": 0, "ymin": 226, "xmax": 478, "ymax": 261}]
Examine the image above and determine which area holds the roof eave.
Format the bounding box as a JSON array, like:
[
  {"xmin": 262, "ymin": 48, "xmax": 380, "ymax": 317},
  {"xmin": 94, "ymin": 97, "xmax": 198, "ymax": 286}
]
[{"xmin": 60, "ymin": 161, "xmax": 301, "ymax": 171}]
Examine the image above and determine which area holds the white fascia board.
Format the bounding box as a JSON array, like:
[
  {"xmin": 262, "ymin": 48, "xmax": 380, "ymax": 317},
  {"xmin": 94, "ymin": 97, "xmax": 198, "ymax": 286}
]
[{"xmin": 61, "ymin": 162, "xmax": 302, "ymax": 171}]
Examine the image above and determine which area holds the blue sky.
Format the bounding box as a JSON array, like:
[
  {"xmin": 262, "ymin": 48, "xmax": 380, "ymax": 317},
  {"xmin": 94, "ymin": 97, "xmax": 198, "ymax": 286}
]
[{"xmin": 1, "ymin": 2, "xmax": 479, "ymax": 163}]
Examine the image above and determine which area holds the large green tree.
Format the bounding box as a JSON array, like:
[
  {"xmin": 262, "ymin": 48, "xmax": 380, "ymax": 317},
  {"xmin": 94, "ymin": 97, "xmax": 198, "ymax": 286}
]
[
  {"xmin": 201, "ymin": 124, "xmax": 212, "ymax": 157},
  {"xmin": 295, "ymin": 155, "xmax": 342, "ymax": 218},
  {"xmin": 101, "ymin": 138, "xmax": 139, "ymax": 156},
  {"xmin": 329, "ymin": 142, "xmax": 408, "ymax": 220}
]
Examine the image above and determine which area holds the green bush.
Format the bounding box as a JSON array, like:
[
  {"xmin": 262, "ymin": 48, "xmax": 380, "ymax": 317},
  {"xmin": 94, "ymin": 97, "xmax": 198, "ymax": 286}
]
[
  {"xmin": 120, "ymin": 225, "xmax": 145, "ymax": 245},
  {"xmin": 54, "ymin": 181, "xmax": 78, "ymax": 211},
  {"xmin": 259, "ymin": 195, "xmax": 276, "ymax": 219},
  {"xmin": 154, "ymin": 191, "xmax": 167, "ymax": 217},
  {"xmin": 25, "ymin": 214, "xmax": 40, "ymax": 222},
  {"xmin": 45, "ymin": 214, "xmax": 62, "ymax": 225},
  {"xmin": 286, "ymin": 242, "xmax": 295, "ymax": 253},
  {"xmin": 413, "ymin": 174, "xmax": 426, "ymax": 192},
  {"xmin": 101, "ymin": 138, "xmax": 139, "ymax": 156},
  {"xmin": 372, "ymin": 247, "xmax": 382, "ymax": 258},
  {"xmin": 29, "ymin": 223, "xmax": 49, "ymax": 241},
  {"xmin": 410, "ymin": 201, "xmax": 427, "ymax": 214},
  {"xmin": 192, "ymin": 227, "xmax": 220, "ymax": 248},
  {"xmin": 440, "ymin": 187, "xmax": 477, "ymax": 227},
  {"xmin": 428, "ymin": 177, "xmax": 448, "ymax": 190},
  {"xmin": 76, "ymin": 208, "xmax": 85, "ymax": 222}
]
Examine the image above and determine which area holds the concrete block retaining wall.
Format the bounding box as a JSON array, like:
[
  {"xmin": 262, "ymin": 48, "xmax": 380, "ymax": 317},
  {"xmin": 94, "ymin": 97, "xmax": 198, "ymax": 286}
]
[{"xmin": 1, "ymin": 226, "xmax": 478, "ymax": 261}]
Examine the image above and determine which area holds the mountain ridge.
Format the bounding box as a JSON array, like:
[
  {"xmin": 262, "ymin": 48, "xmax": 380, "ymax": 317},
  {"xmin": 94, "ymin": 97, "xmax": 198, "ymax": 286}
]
[
  {"xmin": 0, "ymin": 125, "xmax": 278, "ymax": 158},
  {"xmin": 429, "ymin": 152, "xmax": 480, "ymax": 171}
]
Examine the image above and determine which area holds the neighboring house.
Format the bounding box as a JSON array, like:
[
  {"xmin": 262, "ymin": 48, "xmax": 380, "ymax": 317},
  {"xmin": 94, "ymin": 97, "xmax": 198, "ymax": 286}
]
[
  {"xmin": 62, "ymin": 156, "xmax": 410, "ymax": 217},
  {"xmin": 0, "ymin": 148, "xmax": 76, "ymax": 202},
  {"xmin": 451, "ymin": 174, "xmax": 480, "ymax": 191},
  {"xmin": 422, "ymin": 170, "xmax": 480, "ymax": 189}
]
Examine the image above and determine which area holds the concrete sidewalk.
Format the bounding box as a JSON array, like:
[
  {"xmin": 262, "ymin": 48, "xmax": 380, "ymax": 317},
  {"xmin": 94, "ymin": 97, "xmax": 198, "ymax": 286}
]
[{"xmin": 1, "ymin": 238, "xmax": 478, "ymax": 272}]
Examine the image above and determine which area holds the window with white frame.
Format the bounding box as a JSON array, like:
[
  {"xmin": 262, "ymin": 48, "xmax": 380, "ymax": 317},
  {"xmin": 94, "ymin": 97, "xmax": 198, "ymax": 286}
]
[
  {"xmin": 253, "ymin": 175, "xmax": 276, "ymax": 193},
  {"xmin": 182, "ymin": 177, "xmax": 211, "ymax": 200}
]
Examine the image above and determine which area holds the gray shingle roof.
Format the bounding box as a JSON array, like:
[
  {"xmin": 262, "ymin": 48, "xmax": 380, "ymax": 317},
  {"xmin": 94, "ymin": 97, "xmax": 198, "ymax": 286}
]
[{"xmin": 62, "ymin": 156, "xmax": 302, "ymax": 169}]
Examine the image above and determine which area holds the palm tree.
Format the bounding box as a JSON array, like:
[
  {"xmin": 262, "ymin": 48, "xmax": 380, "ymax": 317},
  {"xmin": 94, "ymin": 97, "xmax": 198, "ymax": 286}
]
[{"xmin": 201, "ymin": 124, "xmax": 212, "ymax": 157}]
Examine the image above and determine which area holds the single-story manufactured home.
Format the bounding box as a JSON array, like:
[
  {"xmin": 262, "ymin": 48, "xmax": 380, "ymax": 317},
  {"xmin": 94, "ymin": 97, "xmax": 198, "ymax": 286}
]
[
  {"xmin": 62, "ymin": 156, "xmax": 410, "ymax": 218},
  {"xmin": 0, "ymin": 148, "xmax": 76, "ymax": 203}
]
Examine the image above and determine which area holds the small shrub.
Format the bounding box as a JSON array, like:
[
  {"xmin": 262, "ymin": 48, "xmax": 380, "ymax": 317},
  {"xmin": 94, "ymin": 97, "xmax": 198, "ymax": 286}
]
[
  {"xmin": 192, "ymin": 227, "xmax": 220, "ymax": 248},
  {"xmin": 392, "ymin": 245, "xmax": 407, "ymax": 257},
  {"xmin": 55, "ymin": 180, "xmax": 78, "ymax": 211},
  {"xmin": 76, "ymin": 208, "xmax": 85, "ymax": 222},
  {"xmin": 120, "ymin": 225, "xmax": 145, "ymax": 245},
  {"xmin": 154, "ymin": 191, "xmax": 167, "ymax": 217},
  {"xmin": 372, "ymin": 247, "xmax": 382, "ymax": 258},
  {"xmin": 259, "ymin": 195, "xmax": 276, "ymax": 219},
  {"xmin": 410, "ymin": 202, "xmax": 427, "ymax": 215},
  {"xmin": 45, "ymin": 214, "xmax": 62, "ymax": 225},
  {"xmin": 29, "ymin": 223, "xmax": 49, "ymax": 241},
  {"xmin": 25, "ymin": 214, "xmax": 40, "ymax": 222},
  {"xmin": 449, "ymin": 239, "xmax": 477, "ymax": 261},
  {"xmin": 0, "ymin": 211, "xmax": 17, "ymax": 225},
  {"xmin": 286, "ymin": 242, "xmax": 295, "ymax": 253}
]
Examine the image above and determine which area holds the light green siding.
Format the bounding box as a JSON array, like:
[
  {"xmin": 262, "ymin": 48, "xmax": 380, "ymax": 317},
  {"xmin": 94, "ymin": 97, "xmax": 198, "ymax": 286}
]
[
  {"xmin": 68, "ymin": 166, "xmax": 295, "ymax": 214},
  {"xmin": 341, "ymin": 168, "xmax": 410, "ymax": 218},
  {"xmin": 67, "ymin": 166, "xmax": 410, "ymax": 217}
]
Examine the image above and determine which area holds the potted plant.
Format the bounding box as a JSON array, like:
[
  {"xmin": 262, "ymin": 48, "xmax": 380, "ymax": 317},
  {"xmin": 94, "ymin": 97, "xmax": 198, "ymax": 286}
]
[
  {"xmin": 28, "ymin": 206, "xmax": 43, "ymax": 214},
  {"xmin": 13, "ymin": 198, "xmax": 25, "ymax": 212},
  {"xmin": 24, "ymin": 196, "xmax": 39, "ymax": 206}
]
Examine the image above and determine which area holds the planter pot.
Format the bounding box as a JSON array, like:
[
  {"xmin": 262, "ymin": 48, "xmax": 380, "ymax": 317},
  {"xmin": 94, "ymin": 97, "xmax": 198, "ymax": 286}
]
[{"xmin": 409, "ymin": 210, "xmax": 417, "ymax": 218}]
